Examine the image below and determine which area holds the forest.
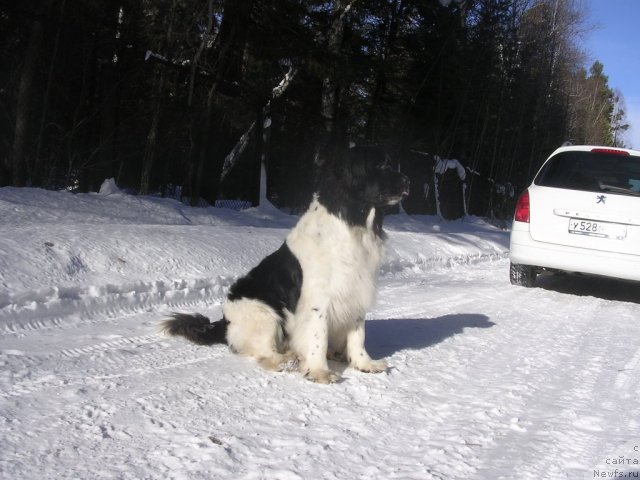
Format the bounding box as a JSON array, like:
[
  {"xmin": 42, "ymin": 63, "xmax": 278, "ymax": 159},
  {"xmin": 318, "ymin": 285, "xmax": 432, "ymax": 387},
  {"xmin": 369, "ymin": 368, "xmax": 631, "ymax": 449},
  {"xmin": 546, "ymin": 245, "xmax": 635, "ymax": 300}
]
[{"xmin": 0, "ymin": 0, "xmax": 631, "ymax": 219}]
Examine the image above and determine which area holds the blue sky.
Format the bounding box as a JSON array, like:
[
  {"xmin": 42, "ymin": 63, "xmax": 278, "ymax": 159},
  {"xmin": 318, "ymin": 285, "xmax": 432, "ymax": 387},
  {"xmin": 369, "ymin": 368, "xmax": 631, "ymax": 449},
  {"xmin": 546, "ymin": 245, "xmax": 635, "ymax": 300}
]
[{"xmin": 584, "ymin": 0, "xmax": 640, "ymax": 149}]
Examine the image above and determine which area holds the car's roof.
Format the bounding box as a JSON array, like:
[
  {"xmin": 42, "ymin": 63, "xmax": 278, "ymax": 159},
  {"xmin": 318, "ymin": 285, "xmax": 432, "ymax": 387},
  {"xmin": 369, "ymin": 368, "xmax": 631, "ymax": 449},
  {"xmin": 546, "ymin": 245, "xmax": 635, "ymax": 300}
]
[{"xmin": 548, "ymin": 144, "xmax": 640, "ymax": 158}]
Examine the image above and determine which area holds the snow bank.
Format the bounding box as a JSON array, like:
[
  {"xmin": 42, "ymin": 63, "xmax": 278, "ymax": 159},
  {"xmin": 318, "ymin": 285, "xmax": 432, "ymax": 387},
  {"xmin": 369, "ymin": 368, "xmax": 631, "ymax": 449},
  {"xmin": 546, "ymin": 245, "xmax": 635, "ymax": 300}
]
[{"xmin": 0, "ymin": 187, "xmax": 508, "ymax": 295}]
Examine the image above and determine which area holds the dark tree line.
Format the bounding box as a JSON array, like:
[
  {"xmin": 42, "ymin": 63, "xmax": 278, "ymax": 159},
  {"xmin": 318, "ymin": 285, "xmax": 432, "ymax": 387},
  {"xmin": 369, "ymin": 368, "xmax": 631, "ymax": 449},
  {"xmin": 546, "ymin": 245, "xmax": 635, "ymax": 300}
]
[{"xmin": 0, "ymin": 0, "xmax": 630, "ymax": 216}]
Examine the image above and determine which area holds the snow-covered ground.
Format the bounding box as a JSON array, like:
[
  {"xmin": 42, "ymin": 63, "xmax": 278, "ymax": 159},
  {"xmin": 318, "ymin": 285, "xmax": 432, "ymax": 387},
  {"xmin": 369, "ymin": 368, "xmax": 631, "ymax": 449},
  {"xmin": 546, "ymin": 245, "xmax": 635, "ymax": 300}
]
[{"xmin": 1, "ymin": 185, "xmax": 639, "ymax": 480}]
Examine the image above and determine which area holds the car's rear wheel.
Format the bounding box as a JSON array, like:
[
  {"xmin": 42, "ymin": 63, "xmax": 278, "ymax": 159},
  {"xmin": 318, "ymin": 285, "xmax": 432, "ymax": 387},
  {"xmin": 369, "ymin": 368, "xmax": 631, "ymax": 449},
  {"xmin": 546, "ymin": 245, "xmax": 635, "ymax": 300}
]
[{"xmin": 510, "ymin": 262, "xmax": 538, "ymax": 287}]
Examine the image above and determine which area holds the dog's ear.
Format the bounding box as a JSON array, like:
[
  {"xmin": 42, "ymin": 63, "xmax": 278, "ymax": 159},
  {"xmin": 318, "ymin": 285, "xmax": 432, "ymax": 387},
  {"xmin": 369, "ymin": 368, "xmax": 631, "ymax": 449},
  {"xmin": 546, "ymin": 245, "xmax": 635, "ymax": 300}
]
[
  {"xmin": 316, "ymin": 143, "xmax": 349, "ymax": 177},
  {"xmin": 343, "ymin": 145, "xmax": 389, "ymax": 174},
  {"xmin": 317, "ymin": 144, "xmax": 390, "ymax": 198},
  {"xmin": 314, "ymin": 134, "xmax": 352, "ymax": 170}
]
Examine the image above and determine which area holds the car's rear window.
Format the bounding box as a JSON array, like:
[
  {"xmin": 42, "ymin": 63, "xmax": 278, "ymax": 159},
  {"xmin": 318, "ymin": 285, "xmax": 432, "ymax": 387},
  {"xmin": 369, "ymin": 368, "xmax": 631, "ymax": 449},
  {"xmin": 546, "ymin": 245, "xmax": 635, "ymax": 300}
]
[{"xmin": 534, "ymin": 150, "xmax": 640, "ymax": 194}]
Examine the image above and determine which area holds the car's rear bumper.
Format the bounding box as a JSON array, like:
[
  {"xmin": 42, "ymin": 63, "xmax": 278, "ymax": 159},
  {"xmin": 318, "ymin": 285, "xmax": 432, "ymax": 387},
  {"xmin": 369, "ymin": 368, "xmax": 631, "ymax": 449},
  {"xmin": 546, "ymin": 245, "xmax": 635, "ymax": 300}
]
[{"xmin": 509, "ymin": 222, "xmax": 640, "ymax": 282}]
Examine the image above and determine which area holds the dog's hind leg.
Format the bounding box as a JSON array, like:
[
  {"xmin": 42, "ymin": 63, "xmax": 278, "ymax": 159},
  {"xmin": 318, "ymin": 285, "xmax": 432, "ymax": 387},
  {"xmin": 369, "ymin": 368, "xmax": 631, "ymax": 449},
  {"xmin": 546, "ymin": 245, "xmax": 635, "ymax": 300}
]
[{"xmin": 223, "ymin": 298, "xmax": 289, "ymax": 371}]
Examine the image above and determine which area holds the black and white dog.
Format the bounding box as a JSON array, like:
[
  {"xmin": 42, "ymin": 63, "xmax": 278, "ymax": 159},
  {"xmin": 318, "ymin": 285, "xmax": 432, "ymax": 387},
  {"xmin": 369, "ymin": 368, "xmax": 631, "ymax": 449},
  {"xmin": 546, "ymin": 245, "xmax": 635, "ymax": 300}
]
[{"xmin": 162, "ymin": 145, "xmax": 409, "ymax": 383}]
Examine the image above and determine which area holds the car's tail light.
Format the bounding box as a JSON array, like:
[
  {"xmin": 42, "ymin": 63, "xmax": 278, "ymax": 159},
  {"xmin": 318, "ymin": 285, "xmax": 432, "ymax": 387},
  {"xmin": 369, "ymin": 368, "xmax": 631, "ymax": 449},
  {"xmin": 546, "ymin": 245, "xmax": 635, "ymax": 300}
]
[
  {"xmin": 514, "ymin": 190, "xmax": 530, "ymax": 223},
  {"xmin": 590, "ymin": 148, "xmax": 630, "ymax": 156}
]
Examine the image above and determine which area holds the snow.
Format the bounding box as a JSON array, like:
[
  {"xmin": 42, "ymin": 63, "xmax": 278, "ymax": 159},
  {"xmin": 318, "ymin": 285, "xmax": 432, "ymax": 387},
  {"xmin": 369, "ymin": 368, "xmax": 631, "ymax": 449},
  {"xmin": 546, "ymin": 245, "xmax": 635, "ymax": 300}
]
[
  {"xmin": 98, "ymin": 178, "xmax": 121, "ymax": 196},
  {"xmin": 1, "ymin": 186, "xmax": 640, "ymax": 479},
  {"xmin": 434, "ymin": 156, "xmax": 466, "ymax": 181}
]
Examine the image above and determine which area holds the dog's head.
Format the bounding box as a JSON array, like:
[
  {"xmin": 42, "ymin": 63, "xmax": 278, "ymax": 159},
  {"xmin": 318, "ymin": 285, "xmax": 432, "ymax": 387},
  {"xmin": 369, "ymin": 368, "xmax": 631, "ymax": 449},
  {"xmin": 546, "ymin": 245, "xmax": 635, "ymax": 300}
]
[
  {"xmin": 319, "ymin": 145, "xmax": 409, "ymax": 206},
  {"xmin": 344, "ymin": 145, "xmax": 410, "ymax": 207},
  {"xmin": 317, "ymin": 145, "xmax": 410, "ymax": 231}
]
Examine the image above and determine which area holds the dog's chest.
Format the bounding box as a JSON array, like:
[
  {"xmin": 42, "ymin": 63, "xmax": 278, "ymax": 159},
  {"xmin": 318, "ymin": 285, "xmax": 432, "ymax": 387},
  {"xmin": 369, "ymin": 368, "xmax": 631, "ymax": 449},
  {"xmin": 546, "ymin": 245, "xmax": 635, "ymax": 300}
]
[{"xmin": 286, "ymin": 201, "xmax": 384, "ymax": 321}]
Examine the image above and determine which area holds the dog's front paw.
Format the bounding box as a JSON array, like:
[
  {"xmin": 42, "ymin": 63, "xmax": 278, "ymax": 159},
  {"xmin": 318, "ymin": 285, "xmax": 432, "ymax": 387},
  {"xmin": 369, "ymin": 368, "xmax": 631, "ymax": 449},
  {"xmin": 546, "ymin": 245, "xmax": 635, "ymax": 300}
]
[
  {"xmin": 304, "ymin": 369, "xmax": 340, "ymax": 384},
  {"xmin": 353, "ymin": 358, "xmax": 388, "ymax": 373}
]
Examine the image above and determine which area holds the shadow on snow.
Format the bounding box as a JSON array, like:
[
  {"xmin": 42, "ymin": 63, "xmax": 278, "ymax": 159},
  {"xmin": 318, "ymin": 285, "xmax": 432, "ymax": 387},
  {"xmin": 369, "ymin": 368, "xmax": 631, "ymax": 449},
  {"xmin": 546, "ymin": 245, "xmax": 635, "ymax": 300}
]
[
  {"xmin": 536, "ymin": 273, "xmax": 640, "ymax": 304},
  {"xmin": 365, "ymin": 313, "xmax": 494, "ymax": 358}
]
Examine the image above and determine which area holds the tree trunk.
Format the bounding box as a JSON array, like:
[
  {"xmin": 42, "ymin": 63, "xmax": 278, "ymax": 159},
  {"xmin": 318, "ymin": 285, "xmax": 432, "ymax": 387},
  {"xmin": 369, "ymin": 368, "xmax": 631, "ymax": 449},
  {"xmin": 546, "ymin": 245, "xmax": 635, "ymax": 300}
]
[
  {"xmin": 7, "ymin": 0, "xmax": 53, "ymax": 187},
  {"xmin": 185, "ymin": 0, "xmax": 252, "ymax": 206},
  {"xmin": 365, "ymin": 0, "xmax": 403, "ymax": 143},
  {"xmin": 32, "ymin": 0, "xmax": 66, "ymax": 187},
  {"xmin": 139, "ymin": 93, "xmax": 163, "ymax": 195},
  {"xmin": 315, "ymin": 0, "xmax": 357, "ymax": 168},
  {"xmin": 140, "ymin": 0, "xmax": 177, "ymax": 195}
]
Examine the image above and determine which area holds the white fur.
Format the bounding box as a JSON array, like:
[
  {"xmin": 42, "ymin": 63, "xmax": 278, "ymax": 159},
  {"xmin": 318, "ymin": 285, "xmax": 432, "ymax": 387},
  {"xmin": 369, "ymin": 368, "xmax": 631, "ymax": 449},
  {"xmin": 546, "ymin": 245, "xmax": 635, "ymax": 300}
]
[
  {"xmin": 223, "ymin": 298, "xmax": 293, "ymax": 371},
  {"xmin": 223, "ymin": 197, "xmax": 387, "ymax": 383}
]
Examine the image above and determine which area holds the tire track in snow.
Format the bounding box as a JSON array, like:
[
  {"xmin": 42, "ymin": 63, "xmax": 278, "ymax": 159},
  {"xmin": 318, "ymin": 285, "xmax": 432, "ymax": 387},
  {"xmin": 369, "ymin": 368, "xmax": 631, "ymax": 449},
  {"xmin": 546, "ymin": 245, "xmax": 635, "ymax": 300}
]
[
  {"xmin": 470, "ymin": 284, "xmax": 640, "ymax": 480},
  {"xmin": 59, "ymin": 333, "xmax": 160, "ymax": 358},
  {"xmin": 0, "ymin": 277, "xmax": 232, "ymax": 400},
  {"xmin": 0, "ymin": 328, "xmax": 227, "ymax": 400},
  {"xmin": 372, "ymin": 262, "xmax": 640, "ymax": 479},
  {"xmin": 475, "ymin": 309, "xmax": 610, "ymax": 479},
  {"xmin": 0, "ymin": 276, "xmax": 233, "ymax": 333}
]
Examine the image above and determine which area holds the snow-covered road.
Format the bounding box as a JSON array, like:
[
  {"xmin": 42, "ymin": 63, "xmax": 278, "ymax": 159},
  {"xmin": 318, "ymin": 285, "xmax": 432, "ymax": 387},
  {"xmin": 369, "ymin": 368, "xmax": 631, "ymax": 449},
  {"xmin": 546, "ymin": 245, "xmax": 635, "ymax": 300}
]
[{"xmin": 1, "ymin": 187, "xmax": 639, "ymax": 479}]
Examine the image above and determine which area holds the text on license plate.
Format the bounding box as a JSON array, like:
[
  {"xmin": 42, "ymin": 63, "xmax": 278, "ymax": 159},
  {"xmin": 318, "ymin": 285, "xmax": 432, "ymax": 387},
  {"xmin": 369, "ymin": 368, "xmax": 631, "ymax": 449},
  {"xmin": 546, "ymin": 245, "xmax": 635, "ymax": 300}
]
[{"xmin": 568, "ymin": 218, "xmax": 627, "ymax": 240}]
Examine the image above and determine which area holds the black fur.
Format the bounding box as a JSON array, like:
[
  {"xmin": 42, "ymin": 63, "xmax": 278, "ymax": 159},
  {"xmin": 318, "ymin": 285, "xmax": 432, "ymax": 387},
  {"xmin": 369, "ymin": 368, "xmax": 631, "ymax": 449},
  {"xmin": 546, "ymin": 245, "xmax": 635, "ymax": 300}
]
[
  {"xmin": 161, "ymin": 313, "xmax": 229, "ymax": 345},
  {"xmin": 227, "ymin": 242, "xmax": 303, "ymax": 319},
  {"xmin": 161, "ymin": 241, "xmax": 303, "ymax": 347}
]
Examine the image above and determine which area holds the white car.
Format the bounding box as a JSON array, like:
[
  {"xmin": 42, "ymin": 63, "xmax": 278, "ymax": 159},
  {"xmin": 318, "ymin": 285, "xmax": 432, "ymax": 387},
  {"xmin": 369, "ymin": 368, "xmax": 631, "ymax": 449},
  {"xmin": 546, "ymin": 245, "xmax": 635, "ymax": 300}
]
[{"xmin": 509, "ymin": 144, "xmax": 640, "ymax": 287}]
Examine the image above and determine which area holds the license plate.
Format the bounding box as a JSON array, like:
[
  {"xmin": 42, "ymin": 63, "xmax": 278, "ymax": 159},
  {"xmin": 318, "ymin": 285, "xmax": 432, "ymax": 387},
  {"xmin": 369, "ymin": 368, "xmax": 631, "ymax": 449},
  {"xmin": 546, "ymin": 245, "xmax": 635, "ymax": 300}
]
[{"xmin": 568, "ymin": 218, "xmax": 627, "ymax": 240}]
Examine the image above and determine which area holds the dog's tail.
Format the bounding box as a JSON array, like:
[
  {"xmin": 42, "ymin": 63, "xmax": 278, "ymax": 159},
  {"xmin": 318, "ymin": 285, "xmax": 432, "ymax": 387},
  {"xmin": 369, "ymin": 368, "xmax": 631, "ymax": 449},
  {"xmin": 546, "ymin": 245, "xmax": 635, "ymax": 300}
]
[{"xmin": 160, "ymin": 313, "xmax": 228, "ymax": 345}]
